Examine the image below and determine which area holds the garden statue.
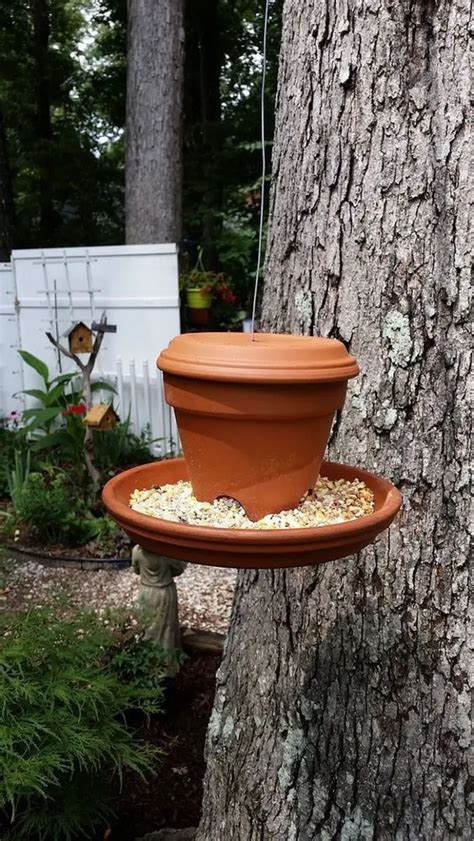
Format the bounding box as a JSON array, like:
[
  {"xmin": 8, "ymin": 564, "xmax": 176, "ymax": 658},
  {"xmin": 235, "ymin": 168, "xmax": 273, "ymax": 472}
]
[{"xmin": 132, "ymin": 545, "xmax": 187, "ymax": 669}]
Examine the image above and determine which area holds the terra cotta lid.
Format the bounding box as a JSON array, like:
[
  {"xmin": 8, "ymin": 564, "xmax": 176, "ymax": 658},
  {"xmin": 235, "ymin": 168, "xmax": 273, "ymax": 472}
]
[{"xmin": 157, "ymin": 332, "xmax": 359, "ymax": 383}]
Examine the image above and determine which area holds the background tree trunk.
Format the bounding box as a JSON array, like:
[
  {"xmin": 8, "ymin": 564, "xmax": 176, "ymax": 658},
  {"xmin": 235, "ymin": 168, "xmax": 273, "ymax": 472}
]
[
  {"xmin": 197, "ymin": 2, "xmax": 471, "ymax": 839},
  {"xmin": 0, "ymin": 106, "xmax": 15, "ymax": 260},
  {"xmin": 31, "ymin": 0, "xmax": 55, "ymax": 245},
  {"xmin": 126, "ymin": 0, "xmax": 184, "ymax": 244}
]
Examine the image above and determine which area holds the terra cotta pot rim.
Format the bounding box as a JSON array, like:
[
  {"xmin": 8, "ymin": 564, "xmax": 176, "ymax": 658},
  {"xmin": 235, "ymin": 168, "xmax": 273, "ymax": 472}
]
[{"xmin": 157, "ymin": 332, "xmax": 359, "ymax": 383}]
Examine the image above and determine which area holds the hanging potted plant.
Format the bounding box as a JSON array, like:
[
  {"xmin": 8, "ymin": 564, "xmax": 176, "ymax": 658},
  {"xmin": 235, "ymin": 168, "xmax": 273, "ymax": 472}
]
[
  {"xmin": 157, "ymin": 332, "xmax": 360, "ymax": 521},
  {"xmin": 179, "ymin": 250, "xmax": 239, "ymax": 327},
  {"xmin": 179, "ymin": 248, "xmax": 214, "ymax": 325}
]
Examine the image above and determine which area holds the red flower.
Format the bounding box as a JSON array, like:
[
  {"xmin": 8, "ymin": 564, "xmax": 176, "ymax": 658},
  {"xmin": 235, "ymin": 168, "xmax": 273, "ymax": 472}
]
[{"xmin": 63, "ymin": 402, "xmax": 87, "ymax": 416}]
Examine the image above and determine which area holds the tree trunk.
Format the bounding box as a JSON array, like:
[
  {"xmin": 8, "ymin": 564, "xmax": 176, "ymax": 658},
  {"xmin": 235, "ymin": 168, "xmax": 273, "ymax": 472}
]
[
  {"xmin": 31, "ymin": 0, "xmax": 55, "ymax": 245},
  {"xmin": 126, "ymin": 0, "xmax": 184, "ymax": 244},
  {"xmin": 0, "ymin": 106, "xmax": 15, "ymax": 260},
  {"xmin": 197, "ymin": 0, "xmax": 222, "ymax": 269},
  {"xmin": 197, "ymin": 2, "xmax": 472, "ymax": 840}
]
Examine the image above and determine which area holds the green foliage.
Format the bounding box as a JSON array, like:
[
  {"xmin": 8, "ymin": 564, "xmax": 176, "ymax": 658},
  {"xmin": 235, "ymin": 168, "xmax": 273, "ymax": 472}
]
[
  {"xmin": 179, "ymin": 267, "xmax": 216, "ymax": 294},
  {"xmin": 18, "ymin": 350, "xmax": 81, "ymax": 437},
  {"xmin": 0, "ymin": 606, "xmax": 163, "ymax": 840},
  {"xmin": 18, "ymin": 350, "xmax": 49, "ymax": 385},
  {"xmin": 18, "ymin": 350, "xmax": 117, "ymax": 469},
  {"xmin": 183, "ymin": 0, "xmax": 283, "ymax": 308},
  {"xmin": 86, "ymin": 515, "xmax": 124, "ymax": 557},
  {"xmin": 3, "ymin": 351, "xmax": 154, "ymax": 536},
  {"xmin": 10, "ymin": 472, "xmax": 100, "ymax": 545},
  {"xmin": 0, "ymin": 0, "xmax": 125, "ymax": 247},
  {"xmin": 111, "ymin": 634, "xmax": 185, "ymax": 693},
  {"xmin": 1, "ymin": 0, "xmax": 282, "ymax": 270},
  {"xmin": 6, "ymin": 450, "xmax": 31, "ymax": 500},
  {"xmin": 0, "ymin": 421, "xmax": 20, "ymax": 496},
  {"xmin": 94, "ymin": 417, "xmax": 158, "ymax": 473}
]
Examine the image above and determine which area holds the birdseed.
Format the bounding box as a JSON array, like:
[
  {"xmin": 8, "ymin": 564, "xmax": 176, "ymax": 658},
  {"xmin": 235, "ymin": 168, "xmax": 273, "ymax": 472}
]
[{"xmin": 130, "ymin": 477, "xmax": 375, "ymax": 529}]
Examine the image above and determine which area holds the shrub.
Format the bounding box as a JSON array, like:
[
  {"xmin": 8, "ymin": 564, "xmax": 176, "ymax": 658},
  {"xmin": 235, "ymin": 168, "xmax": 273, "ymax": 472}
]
[
  {"xmin": 111, "ymin": 633, "xmax": 186, "ymax": 690},
  {"xmin": 94, "ymin": 417, "xmax": 158, "ymax": 472},
  {"xmin": 0, "ymin": 607, "xmax": 164, "ymax": 840},
  {"xmin": 0, "ymin": 421, "xmax": 22, "ymax": 497},
  {"xmin": 10, "ymin": 471, "xmax": 100, "ymax": 545}
]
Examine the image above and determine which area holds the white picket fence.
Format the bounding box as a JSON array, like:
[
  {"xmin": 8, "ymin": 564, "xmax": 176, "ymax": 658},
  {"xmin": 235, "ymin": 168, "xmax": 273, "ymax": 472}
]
[{"xmin": 0, "ymin": 244, "xmax": 181, "ymax": 456}]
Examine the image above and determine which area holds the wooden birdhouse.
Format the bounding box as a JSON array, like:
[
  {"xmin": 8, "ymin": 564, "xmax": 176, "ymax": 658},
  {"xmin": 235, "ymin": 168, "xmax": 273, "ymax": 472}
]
[
  {"xmin": 84, "ymin": 403, "xmax": 119, "ymax": 430},
  {"xmin": 63, "ymin": 321, "xmax": 93, "ymax": 354}
]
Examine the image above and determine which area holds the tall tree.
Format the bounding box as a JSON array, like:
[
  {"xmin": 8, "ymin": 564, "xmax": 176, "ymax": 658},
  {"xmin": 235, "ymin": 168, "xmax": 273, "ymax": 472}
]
[
  {"xmin": 31, "ymin": 0, "xmax": 56, "ymax": 243},
  {"xmin": 0, "ymin": 105, "xmax": 15, "ymax": 260},
  {"xmin": 126, "ymin": 0, "xmax": 185, "ymax": 244},
  {"xmin": 197, "ymin": 1, "xmax": 471, "ymax": 839},
  {"xmin": 0, "ymin": 0, "xmax": 125, "ymax": 248}
]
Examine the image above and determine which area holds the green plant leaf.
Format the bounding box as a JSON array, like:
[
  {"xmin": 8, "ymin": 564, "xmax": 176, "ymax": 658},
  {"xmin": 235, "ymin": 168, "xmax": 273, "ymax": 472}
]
[
  {"xmin": 91, "ymin": 381, "xmax": 117, "ymax": 394},
  {"xmin": 46, "ymin": 383, "xmax": 73, "ymax": 406},
  {"xmin": 49, "ymin": 373, "xmax": 76, "ymax": 387},
  {"xmin": 19, "ymin": 351, "xmax": 49, "ymax": 385},
  {"xmin": 21, "ymin": 407, "xmax": 64, "ymax": 434},
  {"xmin": 21, "ymin": 407, "xmax": 63, "ymax": 424},
  {"xmin": 29, "ymin": 431, "xmax": 69, "ymax": 452},
  {"xmin": 16, "ymin": 388, "xmax": 49, "ymax": 405},
  {"xmin": 0, "ymin": 606, "xmax": 163, "ymax": 840}
]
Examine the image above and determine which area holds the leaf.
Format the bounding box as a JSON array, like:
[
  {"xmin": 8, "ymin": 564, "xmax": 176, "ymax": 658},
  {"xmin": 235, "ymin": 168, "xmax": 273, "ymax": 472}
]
[
  {"xmin": 19, "ymin": 350, "xmax": 49, "ymax": 384},
  {"xmin": 46, "ymin": 382, "xmax": 74, "ymax": 406},
  {"xmin": 21, "ymin": 407, "xmax": 64, "ymax": 432},
  {"xmin": 49, "ymin": 373, "xmax": 77, "ymax": 387},
  {"xmin": 21, "ymin": 407, "xmax": 63, "ymax": 423},
  {"xmin": 91, "ymin": 381, "xmax": 117, "ymax": 394},
  {"xmin": 16, "ymin": 388, "xmax": 49, "ymax": 405},
  {"xmin": 29, "ymin": 431, "xmax": 68, "ymax": 452}
]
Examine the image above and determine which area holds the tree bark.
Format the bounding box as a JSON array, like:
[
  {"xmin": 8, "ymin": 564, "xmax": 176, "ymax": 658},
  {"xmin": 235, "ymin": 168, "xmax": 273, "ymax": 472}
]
[
  {"xmin": 197, "ymin": 2, "xmax": 472, "ymax": 840},
  {"xmin": 0, "ymin": 106, "xmax": 15, "ymax": 260},
  {"xmin": 126, "ymin": 0, "xmax": 184, "ymax": 244},
  {"xmin": 30, "ymin": 0, "xmax": 55, "ymax": 245}
]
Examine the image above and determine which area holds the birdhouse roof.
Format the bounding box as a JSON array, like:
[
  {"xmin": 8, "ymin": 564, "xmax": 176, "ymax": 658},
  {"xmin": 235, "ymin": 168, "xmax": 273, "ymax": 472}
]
[
  {"xmin": 62, "ymin": 321, "xmax": 92, "ymax": 338},
  {"xmin": 84, "ymin": 403, "xmax": 118, "ymax": 426}
]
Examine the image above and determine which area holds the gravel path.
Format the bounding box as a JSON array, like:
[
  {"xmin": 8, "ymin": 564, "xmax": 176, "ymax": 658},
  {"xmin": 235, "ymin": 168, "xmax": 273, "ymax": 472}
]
[{"xmin": 0, "ymin": 553, "xmax": 236, "ymax": 634}]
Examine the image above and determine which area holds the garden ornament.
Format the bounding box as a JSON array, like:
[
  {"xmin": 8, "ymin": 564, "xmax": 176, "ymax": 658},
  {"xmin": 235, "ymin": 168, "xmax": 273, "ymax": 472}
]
[{"xmin": 132, "ymin": 545, "xmax": 187, "ymax": 671}]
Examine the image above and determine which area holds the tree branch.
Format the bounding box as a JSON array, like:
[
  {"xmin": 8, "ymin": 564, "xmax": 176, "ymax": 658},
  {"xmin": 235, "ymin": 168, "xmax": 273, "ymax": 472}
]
[
  {"xmin": 46, "ymin": 332, "xmax": 85, "ymax": 372},
  {"xmin": 86, "ymin": 312, "xmax": 107, "ymax": 377}
]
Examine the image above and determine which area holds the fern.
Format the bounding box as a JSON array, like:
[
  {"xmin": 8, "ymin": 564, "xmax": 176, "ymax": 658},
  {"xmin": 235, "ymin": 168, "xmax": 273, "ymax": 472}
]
[{"xmin": 0, "ymin": 607, "xmax": 165, "ymax": 840}]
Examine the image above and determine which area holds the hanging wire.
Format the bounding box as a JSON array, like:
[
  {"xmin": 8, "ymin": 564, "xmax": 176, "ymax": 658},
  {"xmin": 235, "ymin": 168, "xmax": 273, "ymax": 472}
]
[{"xmin": 250, "ymin": 0, "xmax": 271, "ymax": 340}]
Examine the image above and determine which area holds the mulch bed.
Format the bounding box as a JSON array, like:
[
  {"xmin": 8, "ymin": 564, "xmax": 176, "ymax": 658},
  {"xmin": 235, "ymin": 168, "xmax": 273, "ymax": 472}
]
[
  {"xmin": 4, "ymin": 542, "xmax": 130, "ymax": 569},
  {"xmin": 108, "ymin": 652, "xmax": 221, "ymax": 840},
  {"xmin": 5, "ymin": 529, "xmax": 131, "ymax": 561},
  {"xmin": 0, "ymin": 496, "xmax": 131, "ymax": 561}
]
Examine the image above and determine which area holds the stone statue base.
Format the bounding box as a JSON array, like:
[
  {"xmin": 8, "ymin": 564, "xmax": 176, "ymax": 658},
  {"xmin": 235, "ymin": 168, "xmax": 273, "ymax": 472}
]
[{"xmin": 132, "ymin": 545, "xmax": 187, "ymax": 674}]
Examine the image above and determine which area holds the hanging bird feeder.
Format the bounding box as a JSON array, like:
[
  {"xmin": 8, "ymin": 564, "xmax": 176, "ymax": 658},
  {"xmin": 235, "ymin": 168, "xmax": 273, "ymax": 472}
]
[
  {"xmin": 101, "ymin": 0, "xmax": 402, "ymax": 570},
  {"xmin": 103, "ymin": 332, "xmax": 401, "ymax": 569}
]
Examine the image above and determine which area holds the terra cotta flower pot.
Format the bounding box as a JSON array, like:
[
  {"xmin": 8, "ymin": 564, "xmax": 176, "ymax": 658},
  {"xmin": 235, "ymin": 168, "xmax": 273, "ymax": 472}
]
[{"xmin": 157, "ymin": 333, "xmax": 359, "ymax": 521}]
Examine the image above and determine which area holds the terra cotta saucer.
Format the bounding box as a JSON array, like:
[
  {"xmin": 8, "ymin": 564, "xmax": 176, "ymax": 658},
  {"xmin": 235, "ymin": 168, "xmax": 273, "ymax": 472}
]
[{"xmin": 102, "ymin": 458, "xmax": 401, "ymax": 569}]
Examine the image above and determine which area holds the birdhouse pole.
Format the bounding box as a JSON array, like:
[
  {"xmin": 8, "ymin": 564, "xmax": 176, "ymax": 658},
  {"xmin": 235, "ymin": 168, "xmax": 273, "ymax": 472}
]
[{"xmin": 46, "ymin": 311, "xmax": 110, "ymax": 490}]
